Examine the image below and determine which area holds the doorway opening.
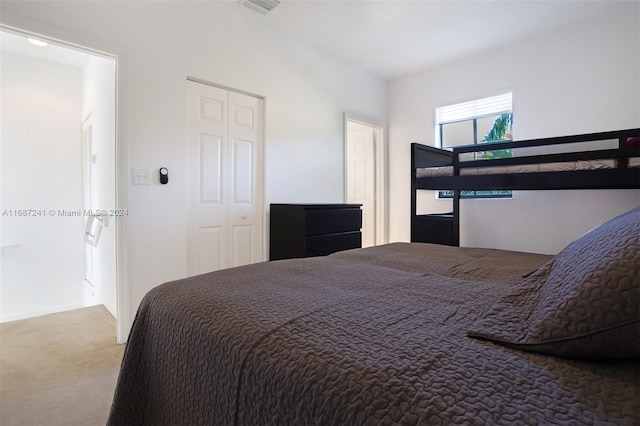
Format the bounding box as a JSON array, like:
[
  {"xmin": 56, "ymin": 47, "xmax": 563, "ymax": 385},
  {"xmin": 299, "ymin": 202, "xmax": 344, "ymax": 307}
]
[
  {"xmin": 344, "ymin": 114, "xmax": 387, "ymax": 247},
  {"xmin": 0, "ymin": 28, "xmax": 121, "ymax": 340}
]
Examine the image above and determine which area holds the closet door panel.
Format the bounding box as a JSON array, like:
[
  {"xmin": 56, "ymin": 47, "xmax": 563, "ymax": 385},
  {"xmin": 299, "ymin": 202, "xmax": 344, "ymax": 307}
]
[
  {"xmin": 187, "ymin": 82, "xmax": 229, "ymax": 275},
  {"xmin": 227, "ymin": 91, "xmax": 263, "ymax": 268}
]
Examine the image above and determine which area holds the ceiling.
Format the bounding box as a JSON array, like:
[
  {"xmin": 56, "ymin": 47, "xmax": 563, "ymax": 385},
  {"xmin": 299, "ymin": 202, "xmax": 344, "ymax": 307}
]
[
  {"xmin": 246, "ymin": 0, "xmax": 633, "ymax": 80},
  {"xmin": 0, "ymin": 1, "xmax": 634, "ymax": 80}
]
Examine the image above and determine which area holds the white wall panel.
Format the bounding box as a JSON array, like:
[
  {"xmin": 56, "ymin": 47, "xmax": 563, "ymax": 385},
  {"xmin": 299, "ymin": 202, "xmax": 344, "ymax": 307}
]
[
  {"xmin": 199, "ymin": 134, "xmax": 223, "ymax": 204},
  {"xmin": 231, "ymin": 225, "xmax": 253, "ymax": 267},
  {"xmin": 198, "ymin": 226, "xmax": 224, "ymax": 273},
  {"xmin": 201, "ymin": 97, "xmax": 224, "ymax": 123},
  {"xmin": 233, "ymin": 105, "xmax": 254, "ymax": 129},
  {"xmin": 232, "ymin": 139, "xmax": 253, "ymax": 205}
]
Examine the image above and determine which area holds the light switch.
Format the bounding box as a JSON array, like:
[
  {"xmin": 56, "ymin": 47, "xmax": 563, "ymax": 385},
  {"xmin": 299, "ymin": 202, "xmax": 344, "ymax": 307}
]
[{"xmin": 132, "ymin": 168, "xmax": 152, "ymax": 185}]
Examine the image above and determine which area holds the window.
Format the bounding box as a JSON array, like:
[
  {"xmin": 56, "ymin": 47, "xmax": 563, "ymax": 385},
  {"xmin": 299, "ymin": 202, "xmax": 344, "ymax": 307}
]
[{"xmin": 436, "ymin": 92, "xmax": 513, "ymax": 199}]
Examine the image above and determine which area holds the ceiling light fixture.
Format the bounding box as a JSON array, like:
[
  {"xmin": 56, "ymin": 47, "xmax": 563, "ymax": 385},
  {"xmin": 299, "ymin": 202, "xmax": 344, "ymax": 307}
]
[
  {"xmin": 27, "ymin": 38, "xmax": 48, "ymax": 47},
  {"xmin": 242, "ymin": 0, "xmax": 280, "ymax": 15}
]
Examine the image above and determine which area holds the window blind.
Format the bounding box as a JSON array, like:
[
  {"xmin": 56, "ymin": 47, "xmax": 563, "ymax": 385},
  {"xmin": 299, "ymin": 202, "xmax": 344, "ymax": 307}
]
[{"xmin": 437, "ymin": 92, "xmax": 512, "ymax": 124}]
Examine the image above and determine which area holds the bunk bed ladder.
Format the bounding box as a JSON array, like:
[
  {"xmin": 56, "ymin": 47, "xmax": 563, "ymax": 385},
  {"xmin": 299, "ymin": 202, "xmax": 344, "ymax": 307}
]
[{"xmin": 452, "ymin": 190, "xmax": 460, "ymax": 246}]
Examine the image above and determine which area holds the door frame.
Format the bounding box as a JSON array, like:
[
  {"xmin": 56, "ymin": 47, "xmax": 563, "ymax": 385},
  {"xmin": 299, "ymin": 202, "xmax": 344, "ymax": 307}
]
[
  {"xmin": 1, "ymin": 24, "xmax": 128, "ymax": 343},
  {"xmin": 343, "ymin": 113, "xmax": 387, "ymax": 245}
]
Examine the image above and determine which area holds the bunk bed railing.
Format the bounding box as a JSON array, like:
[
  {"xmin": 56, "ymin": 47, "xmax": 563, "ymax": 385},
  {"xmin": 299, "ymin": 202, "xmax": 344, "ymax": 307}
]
[
  {"xmin": 412, "ymin": 143, "xmax": 452, "ymax": 168},
  {"xmin": 410, "ymin": 128, "xmax": 640, "ymax": 247},
  {"xmin": 452, "ymin": 128, "xmax": 640, "ymax": 175},
  {"xmin": 452, "ymin": 128, "xmax": 639, "ymax": 153}
]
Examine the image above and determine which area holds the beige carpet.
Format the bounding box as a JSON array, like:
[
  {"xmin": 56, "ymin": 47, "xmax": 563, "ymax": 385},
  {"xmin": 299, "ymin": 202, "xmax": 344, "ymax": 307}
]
[{"xmin": 0, "ymin": 305, "xmax": 125, "ymax": 425}]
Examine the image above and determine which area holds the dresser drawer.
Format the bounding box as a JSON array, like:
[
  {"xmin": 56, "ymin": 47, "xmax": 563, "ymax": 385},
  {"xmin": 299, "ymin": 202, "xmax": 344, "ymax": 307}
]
[
  {"xmin": 304, "ymin": 231, "xmax": 362, "ymax": 257},
  {"xmin": 304, "ymin": 208, "xmax": 362, "ymax": 236},
  {"xmin": 270, "ymin": 203, "xmax": 362, "ymax": 260}
]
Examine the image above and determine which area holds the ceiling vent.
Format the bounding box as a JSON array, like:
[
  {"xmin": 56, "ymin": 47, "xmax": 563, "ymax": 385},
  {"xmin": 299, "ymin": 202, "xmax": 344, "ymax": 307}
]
[{"xmin": 242, "ymin": 0, "xmax": 280, "ymax": 15}]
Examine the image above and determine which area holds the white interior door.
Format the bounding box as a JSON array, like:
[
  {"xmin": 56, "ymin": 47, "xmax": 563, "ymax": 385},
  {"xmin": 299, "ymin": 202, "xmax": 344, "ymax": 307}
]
[
  {"xmin": 346, "ymin": 123, "xmax": 376, "ymax": 248},
  {"xmin": 186, "ymin": 80, "xmax": 263, "ymax": 275}
]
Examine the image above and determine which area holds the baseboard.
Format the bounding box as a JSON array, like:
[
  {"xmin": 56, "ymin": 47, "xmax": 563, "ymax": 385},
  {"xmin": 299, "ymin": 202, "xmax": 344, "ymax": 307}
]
[
  {"xmin": 103, "ymin": 301, "xmax": 117, "ymax": 319},
  {"xmin": 0, "ymin": 303, "xmax": 84, "ymax": 323}
]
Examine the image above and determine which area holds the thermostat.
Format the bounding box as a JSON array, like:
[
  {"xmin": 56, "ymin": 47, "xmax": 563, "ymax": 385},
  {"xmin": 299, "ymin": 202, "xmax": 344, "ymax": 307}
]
[{"xmin": 159, "ymin": 167, "xmax": 169, "ymax": 184}]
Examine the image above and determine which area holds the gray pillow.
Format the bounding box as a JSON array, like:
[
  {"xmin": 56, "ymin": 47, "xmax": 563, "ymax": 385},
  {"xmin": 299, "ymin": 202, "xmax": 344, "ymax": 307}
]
[{"xmin": 468, "ymin": 206, "xmax": 640, "ymax": 360}]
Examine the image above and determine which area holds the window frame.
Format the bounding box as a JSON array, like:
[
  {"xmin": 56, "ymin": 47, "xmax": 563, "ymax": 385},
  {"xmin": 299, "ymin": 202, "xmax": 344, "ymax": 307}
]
[{"xmin": 435, "ymin": 93, "xmax": 513, "ymax": 200}]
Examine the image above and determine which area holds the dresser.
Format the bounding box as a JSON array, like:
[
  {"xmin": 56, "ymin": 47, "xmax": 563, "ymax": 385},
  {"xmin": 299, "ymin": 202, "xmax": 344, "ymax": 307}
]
[{"xmin": 270, "ymin": 204, "xmax": 362, "ymax": 260}]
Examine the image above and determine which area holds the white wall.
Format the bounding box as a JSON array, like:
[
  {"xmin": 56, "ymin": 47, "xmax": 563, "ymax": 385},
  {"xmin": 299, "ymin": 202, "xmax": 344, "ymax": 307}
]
[
  {"xmin": 82, "ymin": 55, "xmax": 117, "ymax": 316},
  {"xmin": 388, "ymin": 6, "xmax": 640, "ymax": 254},
  {"xmin": 0, "ymin": 1, "xmax": 387, "ymax": 339},
  {"xmin": 1, "ymin": 51, "xmax": 85, "ymax": 321}
]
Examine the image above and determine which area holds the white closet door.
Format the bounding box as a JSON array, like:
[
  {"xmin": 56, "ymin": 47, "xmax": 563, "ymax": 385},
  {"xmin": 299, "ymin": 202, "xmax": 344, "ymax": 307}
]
[
  {"xmin": 227, "ymin": 91, "xmax": 263, "ymax": 268},
  {"xmin": 186, "ymin": 80, "xmax": 264, "ymax": 275}
]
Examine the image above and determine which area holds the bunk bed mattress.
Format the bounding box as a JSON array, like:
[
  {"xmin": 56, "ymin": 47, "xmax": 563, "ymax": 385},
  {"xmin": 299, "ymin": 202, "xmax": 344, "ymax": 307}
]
[
  {"xmin": 416, "ymin": 158, "xmax": 640, "ymax": 178},
  {"xmin": 108, "ymin": 242, "xmax": 639, "ymax": 425}
]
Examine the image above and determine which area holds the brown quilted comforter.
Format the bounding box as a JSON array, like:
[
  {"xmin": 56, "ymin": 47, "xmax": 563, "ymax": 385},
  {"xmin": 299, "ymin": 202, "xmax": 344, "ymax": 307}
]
[{"xmin": 108, "ymin": 243, "xmax": 639, "ymax": 425}]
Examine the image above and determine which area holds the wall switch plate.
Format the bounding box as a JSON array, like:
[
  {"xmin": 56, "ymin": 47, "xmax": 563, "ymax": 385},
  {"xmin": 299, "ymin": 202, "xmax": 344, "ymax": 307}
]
[{"xmin": 132, "ymin": 168, "xmax": 152, "ymax": 185}]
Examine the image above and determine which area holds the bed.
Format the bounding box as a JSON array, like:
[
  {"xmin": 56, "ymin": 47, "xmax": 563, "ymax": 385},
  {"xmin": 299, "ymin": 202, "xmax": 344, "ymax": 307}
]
[
  {"xmin": 410, "ymin": 128, "xmax": 640, "ymax": 245},
  {"xmin": 108, "ymin": 206, "xmax": 639, "ymax": 425}
]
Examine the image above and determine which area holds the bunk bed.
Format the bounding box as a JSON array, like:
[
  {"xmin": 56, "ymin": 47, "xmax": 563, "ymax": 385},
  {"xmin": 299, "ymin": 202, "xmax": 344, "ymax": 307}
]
[{"xmin": 411, "ymin": 128, "xmax": 640, "ymax": 245}]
